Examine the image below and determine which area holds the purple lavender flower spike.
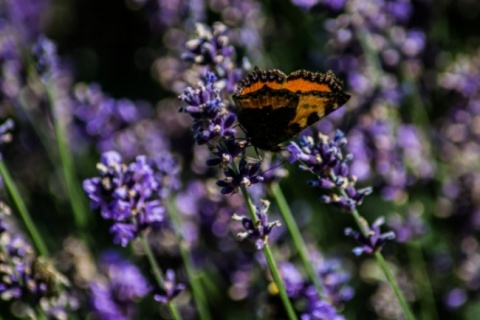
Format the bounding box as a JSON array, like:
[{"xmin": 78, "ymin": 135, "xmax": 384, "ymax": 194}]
[
  {"xmin": 287, "ymin": 129, "xmax": 372, "ymax": 211},
  {"xmin": 83, "ymin": 151, "xmax": 172, "ymax": 246},
  {"xmin": 345, "ymin": 217, "xmax": 396, "ymax": 256},
  {"xmin": 32, "ymin": 35, "xmax": 60, "ymax": 81},
  {"xmin": 0, "ymin": 118, "xmax": 14, "ymax": 159},
  {"xmin": 216, "ymin": 158, "xmax": 264, "ymax": 195},
  {"xmin": 387, "ymin": 205, "xmax": 428, "ymax": 243},
  {"xmin": 232, "ymin": 200, "xmax": 281, "ymax": 249},
  {"xmin": 0, "ymin": 203, "xmax": 77, "ymax": 317},
  {"xmin": 90, "ymin": 251, "xmax": 149, "ymax": 320},
  {"xmin": 318, "ymin": 259, "xmax": 354, "ymax": 306},
  {"xmin": 182, "ymin": 22, "xmax": 244, "ymax": 93},
  {"xmin": 280, "ymin": 260, "xmax": 352, "ymax": 320},
  {"xmin": 154, "ymin": 269, "xmax": 185, "ymax": 304},
  {"xmin": 179, "ymin": 72, "xmax": 237, "ymax": 146},
  {"xmin": 179, "ymin": 70, "xmax": 263, "ymax": 195}
]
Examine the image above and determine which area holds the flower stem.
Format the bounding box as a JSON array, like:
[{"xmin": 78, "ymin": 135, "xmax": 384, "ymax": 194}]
[
  {"xmin": 239, "ymin": 184, "xmax": 298, "ymax": 320},
  {"xmin": 328, "ymin": 173, "xmax": 415, "ymax": 319},
  {"xmin": 0, "ymin": 160, "xmax": 49, "ymax": 257},
  {"xmin": 407, "ymin": 241, "xmax": 438, "ymax": 320},
  {"xmin": 374, "ymin": 252, "xmax": 416, "ymax": 320},
  {"xmin": 270, "ymin": 183, "xmax": 326, "ymax": 298},
  {"xmin": 139, "ymin": 234, "xmax": 182, "ymax": 320},
  {"xmin": 44, "ymin": 81, "xmax": 90, "ymax": 231},
  {"xmin": 166, "ymin": 197, "xmax": 212, "ymax": 320}
]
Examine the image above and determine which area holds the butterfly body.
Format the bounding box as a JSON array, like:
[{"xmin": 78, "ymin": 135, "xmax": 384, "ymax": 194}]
[{"xmin": 233, "ymin": 67, "xmax": 350, "ymax": 151}]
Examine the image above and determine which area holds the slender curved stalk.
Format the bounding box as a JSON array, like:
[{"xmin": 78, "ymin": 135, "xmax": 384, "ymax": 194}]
[
  {"xmin": 139, "ymin": 234, "xmax": 182, "ymax": 320},
  {"xmin": 407, "ymin": 241, "xmax": 438, "ymax": 320},
  {"xmin": 238, "ymin": 183, "xmax": 298, "ymax": 320},
  {"xmin": 332, "ymin": 176, "xmax": 415, "ymax": 320},
  {"xmin": 0, "ymin": 160, "xmax": 49, "ymax": 257},
  {"xmin": 167, "ymin": 197, "xmax": 212, "ymax": 320},
  {"xmin": 270, "ymin": 183, "xmax": 326, "ymax": 298},
  {"xmin": 44, "ymin": 81, "xmax": 90, "ymax": 231}
]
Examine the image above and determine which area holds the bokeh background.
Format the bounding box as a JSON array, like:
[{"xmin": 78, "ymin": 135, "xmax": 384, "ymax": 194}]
[{"xmin": 2, "ymin": 0, "xmax": 480, "ymax": 319}]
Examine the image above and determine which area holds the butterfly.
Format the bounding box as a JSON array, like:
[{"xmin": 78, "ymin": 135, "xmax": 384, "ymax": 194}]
[{"xmin": 233, "ymin": 67, "xmax": 350, "ymax": 151}]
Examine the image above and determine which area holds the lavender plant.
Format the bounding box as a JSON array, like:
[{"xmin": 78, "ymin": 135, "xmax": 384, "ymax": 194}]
[{"xmin": 1, "ymin": 0, "xmax": 480, "ymax": 319}]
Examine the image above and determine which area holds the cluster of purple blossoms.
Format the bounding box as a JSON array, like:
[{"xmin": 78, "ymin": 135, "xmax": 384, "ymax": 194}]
[
  {"xmin": 287, "ymin": 129, "xmax": 372, "ymax": 212},
  {"xmin": 348, "ymin": 120, "xmax": 434, "ymax": 200},
  {"xmin": 318, "ymin": 259, "xmax": 354, "ymax": 307},
  {"xmin": 313, "ymin": 0, "xmax": 435, "ymax": 200},
  {"xmin": 437, "ymin": 50, "xmax": 480, "ymax": 172},
  {"xmin": 89, "ymin": 251, "xmax": 149, "ymax": 320},
  {"xmin": 182, "ymin": 22, "xmax": 245, "ymax": 93},
  {"xmin": 179, "ymin": 71, "xmax": 263, "ymax": 194},
  {"xmin": 31, "ymin": 35, "xmax": 60, "ymax": 82},
  {"xmin": 71, "ymin": 82, "xmax": 162, "ymax": 156},
  {"xmin": 83, "ymin": 151, "xmax": 171, "ymax": 246},
  {"xmin": 0, "ymin": 203, "xmax": 76, "ymax": 319},
  {"xmin": 0, "ymin": 0, "xmax": 49, "ymax": 42},
  {"xmin": 345, "ymin": 217, "xmax": 396, "ymax": 255},
  {"xmin": 0, "ymin": 23, "xmax": 24, "ymax": 101},
  {"xmin": 232, "ymin": 200, "xmax": 281, "ymax": 249},
  {"xmin": 434, "ymin": 50, "xmax": 480, "ymax": 238},
  {"xmin": 387, "ymin": 203, "xmax": 428, "ymax": 243},
  {"xmin": 179, "ymin": 72, "xmax": 236, "ymax": 147},
  {"xmin": 324, "ymin": 0, "xmax": 425, "ymax": 107},
  {"xmin": 281, "ymin": 259, "xmax": 353, "ymax": 320}
]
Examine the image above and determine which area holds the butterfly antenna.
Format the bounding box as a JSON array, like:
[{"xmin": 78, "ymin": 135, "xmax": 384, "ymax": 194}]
[{"xmin": 276, "ymin": 147, "xmax": 323, "ymax": 181}]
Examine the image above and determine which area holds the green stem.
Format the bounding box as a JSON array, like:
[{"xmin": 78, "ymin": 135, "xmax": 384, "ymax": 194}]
[
  {"xmin": 0, "ymin": 160, "xmax": 49, "ymax": 257},
  {"xmin": 374, "ymin": 252, "xmax": 416, "ymax": 320},
  {"xmin": 139, "ymin": 234, "xmax": 182, "ymax": 320},
  {"xmin": 44, "ymin": 81, "xmax": 90, "ymax": 231},
  {"xmin": 349, "ymin": 207, "xmax": 415, "ymax": 318},
  {"xmin": 166, "ymin": 197, "xmax": 212, "ymax": 320},
  {"xmin": 407, "ymin": 241, "xmax": 438, "ymax": 320},
  {"xmin": 270, "ymin": 183, "xmax": 326, "ymax": 298},
  {"xmin": 239, "ymin": 184, "xmax": 298, "ymax": 320},
  {"xmin": 334, "ymin": 177, "xmax": 415, "ymax": 320}
]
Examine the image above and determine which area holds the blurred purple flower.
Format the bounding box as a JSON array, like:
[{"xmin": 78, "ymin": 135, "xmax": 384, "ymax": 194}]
[
  {"xmin": 153, "ymin": 269, "xmax": 185, "ymax": 304},
  {"xmin": 0, "ymin": 203, "xmax": 75, "ymax": 318},
  {"xmin": 388, "ymin": 205, "xmax": 428, "ymax": 243},
  {"xmin": 0, "ymin": 118, "xmax": 14, "ymax": 159},
  {"xmin": 345, "ymin": 217, "xmax": 395, "ymax": 256},
  {"xmin": 232, "ymin": 200, "xmax": 281, "ymax": 249},
  {"xmin": 72, "ymin": 83, "xmax": 160, "ymax": 157},
  {"xmin": 291, "ymin": 0, "xmax": 321, "ymax": 11},
  {"xmin": 281, "ymin": 260, "xmax": 352, "ymax": 320},
  {"xmin": 287, "ymin": 130, "xmax": 372, "ymax": 211},
  {"xmin": 0, "ymin": 24, "xmax": 24, "ymax": 100},
  {"xmin": 1, "ymin": 0, "xmax": 49, "ymax": 41},
  {"xmin": 182, "ymin": 22, "xmax": 244, "ymax": 93},
  {"xmin": 90, "ymin": 251, "xmax": 149, "ymax": 320},
  {"xmin": 318, "ymin": 259, "xmax": 354, "ymax": 307},
  {"xmin": 348, "ymin": 120, "xmax": 433, "ymax": 201},
  {"xmin": 444, "ymin": 288, "xmax": 467, "ymax": 309},
  {"xmin": 32, "ymin": 35, "xmax": 60, "ymax": 81},
  {"xmin": 83, "ymin": 151, "xmax": 171, "ymax": 246}
]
